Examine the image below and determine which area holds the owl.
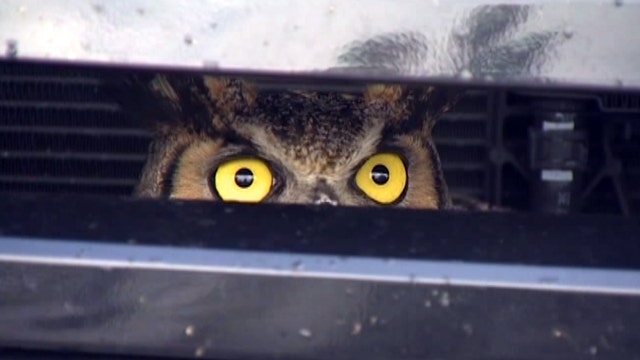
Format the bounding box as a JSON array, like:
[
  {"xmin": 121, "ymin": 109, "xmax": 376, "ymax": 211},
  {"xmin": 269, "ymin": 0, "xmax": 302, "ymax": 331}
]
[{"xmin": 126, "ymin": 75, "xmax": 458, "ymax": 209}]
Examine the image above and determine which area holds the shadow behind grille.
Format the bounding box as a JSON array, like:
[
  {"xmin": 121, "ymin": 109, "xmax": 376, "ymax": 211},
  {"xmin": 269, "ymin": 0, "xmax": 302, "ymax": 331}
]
[{"xmin": 0, "ymin": 64, "xmax": 150, "ymax": 196}]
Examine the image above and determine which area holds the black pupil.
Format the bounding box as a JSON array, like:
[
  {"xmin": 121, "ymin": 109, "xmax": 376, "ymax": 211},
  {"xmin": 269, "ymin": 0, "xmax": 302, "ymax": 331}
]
[
  {"xmin": 235, "ymin": 168, "xmax": 254, "ymax": 188},
  {"xmin": 371, "ymin": 164, "xmax": 390, "ymax": 185}
]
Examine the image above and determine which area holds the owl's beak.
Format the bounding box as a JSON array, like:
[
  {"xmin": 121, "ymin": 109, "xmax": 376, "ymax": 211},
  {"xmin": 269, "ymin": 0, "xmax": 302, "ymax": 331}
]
[
  {"xmin": 313, "ymin": 192, "xmax": 339, "ymax": 206},
  {"xmin": 311, "ymin": 180, "xmax": 340, "ymax": 206}
]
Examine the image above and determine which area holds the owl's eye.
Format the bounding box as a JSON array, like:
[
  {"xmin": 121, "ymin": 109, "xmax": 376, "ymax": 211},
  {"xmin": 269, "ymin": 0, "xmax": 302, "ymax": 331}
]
[
  {"xmin": 213, "ymin": 158, "xmax": 273, "ymax": 203},
  {"xmin": 355, "ymin": 153, "xmax": 407, "ymax": 204}
]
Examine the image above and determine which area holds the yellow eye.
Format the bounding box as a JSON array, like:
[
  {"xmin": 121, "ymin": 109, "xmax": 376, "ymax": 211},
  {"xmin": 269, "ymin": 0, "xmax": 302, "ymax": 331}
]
[
  {"xmin": 355, "ymin": 153, "xmax": 407, "ymax": 204},
  {"xmin": 213, "ymin": 158, "xmax": 273, "ymax": 203}
]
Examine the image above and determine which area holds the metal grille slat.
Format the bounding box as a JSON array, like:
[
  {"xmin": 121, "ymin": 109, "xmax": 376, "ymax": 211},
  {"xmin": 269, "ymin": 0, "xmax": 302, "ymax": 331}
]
[{"xmin": 0, "ymin": 65, "xmax": 148, "ymax": 196}]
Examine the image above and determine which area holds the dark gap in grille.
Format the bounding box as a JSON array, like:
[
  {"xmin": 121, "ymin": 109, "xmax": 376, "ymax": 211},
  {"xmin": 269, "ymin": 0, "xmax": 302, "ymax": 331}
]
[
  {"xmin": 0, "ymin": 158, "xmax": 144, "ymax": 178},
  {"xmin": 0, "ymin": 62, "xmax": 101, "ymax": 77},
  {"xmin": 433, "ymin": 119, "xmax": 486, "ymax": 140},
  {"xmin": 442, "ymin": 169, "xmax": 485, "ymax": 189},
  {"xmin": 0, "ymin": 63, "xmax": 150, "ymax": 196},
  {"xmin": 0, "ymin": 131, "xmax": 150, "ymax": 153},
  {"xmin": 445, "ymin": 91, "xmax": 489, "ymax": 113},
  {"xmin": 432, "ymin": 91, "xmax": 489, "ymax": 201},
  {"xmin": 1, "ymin": 62, "xmax": 639, "ymax": 214},
  {"xmin": 0, "ymin": 80, "xmax": 106, "ymax": 102},
  {"xmin": 599, "ymin": 93, "xmax": 640, "ymax": 112},
  {"xmin": 0, "ymin": 177, "xmax": 136, "ymax": 195},
  {"xmin": 436, "ymin": 144, "xmax": 486, "ymax": 166},
  {"xmin": 0, "ymin": 107, "xmax": 132, "ymax": 128},
  {"xmin": 501, "ymin": 163, "xmax": 529, "ymax": 209}
]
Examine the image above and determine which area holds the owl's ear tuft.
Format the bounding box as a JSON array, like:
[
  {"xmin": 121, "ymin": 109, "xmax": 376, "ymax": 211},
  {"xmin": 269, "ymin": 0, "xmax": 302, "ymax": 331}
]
[
  {"xmin": 149, "ymin": 75, "xmax": 181, "ymax": 104},
  {"xmin": 203, "ymin": 76, "xmax": 257, "ymax": 114},
  {"xmin": 364, "ymin": 84, "xmax": 404, "ymax": 104},
  {"xmin": 417, "ymin": 86, "xmax": 462, "ymax": 134},
  {"xmin": 109, "ymin": 74, "xmax": 216, "ymax": 135}
]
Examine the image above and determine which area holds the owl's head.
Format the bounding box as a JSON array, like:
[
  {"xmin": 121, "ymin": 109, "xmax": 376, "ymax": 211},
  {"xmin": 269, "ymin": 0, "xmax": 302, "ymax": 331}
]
[{"xmin": 133, "ymin": 75, "xmax": 456, "ymax": 209}]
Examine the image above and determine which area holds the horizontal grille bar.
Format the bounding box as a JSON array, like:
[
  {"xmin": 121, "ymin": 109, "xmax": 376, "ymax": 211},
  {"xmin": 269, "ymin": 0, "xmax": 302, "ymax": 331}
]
[
  {"xmin": 0, "ymin": 125, "xmax": 150, "ymax": 137},
  {"xmin": 434, "ymin": 138, "xmax": 487, "ymax": 146},
  {"xmin": 0, "ymin": 151, "xmax": 147, "ymax": 162},
  {"xmin": 0, "ymin": 175, "xmax": 138, "ymax": 187},
  {"xmin": 0, "ymin": 75, "xmax": 103, "ymax": 85},
  {"xmin": 442, "ymin": 169, "xmax": 486, "ymax": 188},
  {"xmin": 439, "ymin": 113, "xmax": 488, "ymax": 121},
  {"xmin": 441, "ymin": 163, "xmax": 485, "ymax": 171},
  {"xmin": 0, "ymin": 158, "xmax": 144, "ymax": 178},
  {"xmin": 0, "ymin": 101, "xmax": 120, "ymax": 111},
  {"xmin": 0, "ymin": 132, "xmax": 151, "ymax": 154}
]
